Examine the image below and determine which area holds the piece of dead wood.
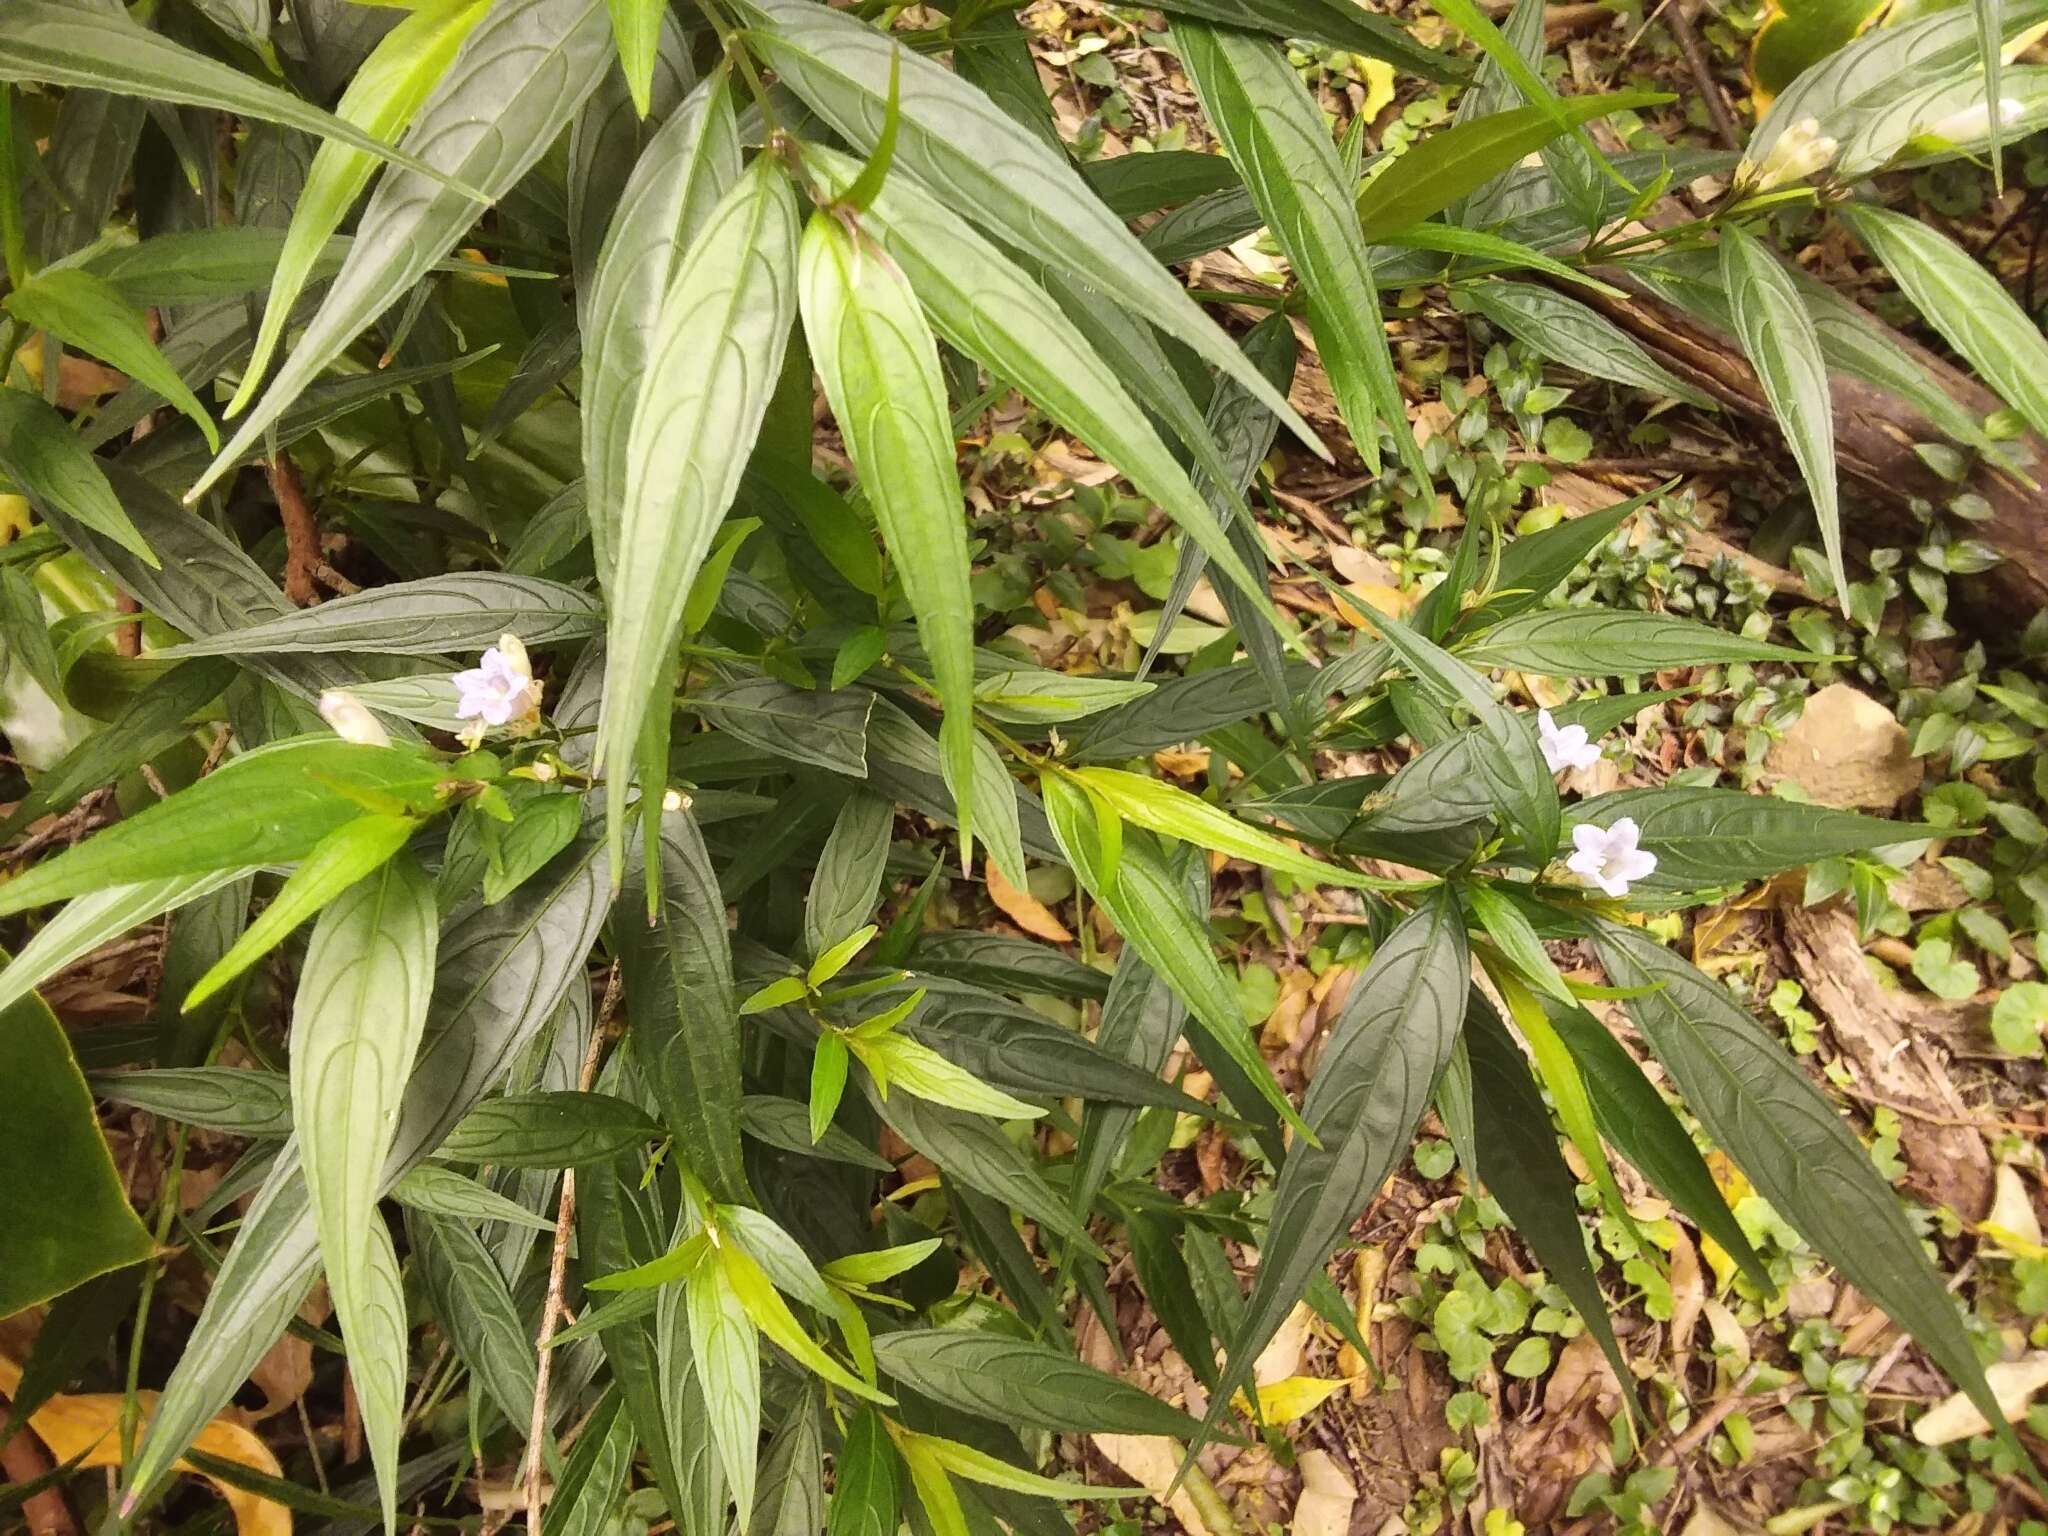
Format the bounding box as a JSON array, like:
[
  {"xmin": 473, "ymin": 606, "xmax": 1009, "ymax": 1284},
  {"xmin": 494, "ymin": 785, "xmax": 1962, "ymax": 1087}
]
[
  {"xmin": 1779, "ymin": 900, "xmax": 1993, "ymax": 1218},
  {"xmin": 1575, "ymin": 275, "xmax": 2048, "ymax": 617}
]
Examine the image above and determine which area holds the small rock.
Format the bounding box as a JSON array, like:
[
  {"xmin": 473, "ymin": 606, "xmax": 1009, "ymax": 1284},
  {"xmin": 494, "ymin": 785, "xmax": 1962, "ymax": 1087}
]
[{"xmin": 1765, "ymin": 683, "xmax": 1923, "ymax": 809}]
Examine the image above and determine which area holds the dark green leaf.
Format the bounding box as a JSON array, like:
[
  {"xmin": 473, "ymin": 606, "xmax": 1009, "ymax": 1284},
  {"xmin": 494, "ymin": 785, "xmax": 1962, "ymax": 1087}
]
[
  {"xmin": 827, "ymin": 1406, "xmax": 899, "ymax": 1536},
  {"xmin": 1462, "ymin": 281, "xmax": 1713, "ymax": 409},
  {"xmin": 693, "ymin": 676, "xmax": 872, "ymax": 776},
  {"xmin": 874, "ymin": 1331, "xmax": 1204, "ymax": 1438},
  {"xmin": 1457, "ymin": 609, "xmax": 1811, "ymax": 675},
  {"xmin": 1566, "ymin": 788, "xmax": 1931, "ymax": 890},
  {"xmin": 0, "ymin": 388, "xmax": 156, "ymax": 564},
  {"xmin": 439, "ymin": 1090, "xmax": 660, "ymax": 1167}
]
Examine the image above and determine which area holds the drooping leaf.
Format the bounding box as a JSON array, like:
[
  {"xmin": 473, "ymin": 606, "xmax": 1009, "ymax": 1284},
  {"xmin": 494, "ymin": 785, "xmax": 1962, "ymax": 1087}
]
[
  {"xmin": 1541, "ymin": 1000, "xmax": 1772, "ymax": 1292},
  {"xmin": 183, "ymin": 813, "xmax": 421, "ymax": 1012},
  {"xmin": 801, "ymin": 144, "xmax": 1281, "ymax": 631},
  {"xmin": 1461, "ymin": 281, "xmax": 1714, "ymax": 410},
  {"xmin": 123, "ymin": 827, "xmax": 611, "ymax": 1513},
  {"xmin": 581, "ymin": 72, "xmax": 740, "ymax": 591},
  {"xmin": 606, "ymin": 0, "xmax": 666, "ymax": 117},
  {"xmin": 1718, "ymin": 225, "xmax": 1842, "ymax": 599},
  {"xmin": 615, "ymin": 809, "xmax": 748, "ymax": 1203},
  {"xmin": 1176, "ymin": 21, "xmax": 1421, "ymax": 482},
  {"xmin": 1594, "ymin": 920, "xmax": 2024, "ymax": 1467},
  {"xmin": 1459, "ymin": 990, "xmax": 1641, "ymax": 1420},
  {"xmin": 1040, "ymin": 773, "xmax": 1307, "ymax": 1139},
  {"xmin": 5, "ymin": 269, "xmax": 220, "ymax": 449},
  {"xmin": 800, "ymin": 211, "xmax": 978, "ymax": 868},
  {"xmin": 189, "ymin": 0, "xmax": 615, "ymax": 500},
  {"xmin": 0, "ymin": 388, "xmax": 156, "ymax": 565},
  {"xmin": 733, "ymin": 0, "xmax": 1323, "ymax": 456},
  {"xmin": 1207, "ymin": 890, "xmax": 1466, "ymax": 1440},
  {"xmin": 291, "ymin": 852, "xmax": 437, "ymax": 1531},
  {"xmin": 598, "ymin": 155, "xmax": 799, "ymax": 868},
  {"xmin": 1835, "ymin": 201, "xmax": 2048, "ymax": 443},
  {"xmin": 230, "ymin": 0, "xmax": 490, "ymax": 419}
]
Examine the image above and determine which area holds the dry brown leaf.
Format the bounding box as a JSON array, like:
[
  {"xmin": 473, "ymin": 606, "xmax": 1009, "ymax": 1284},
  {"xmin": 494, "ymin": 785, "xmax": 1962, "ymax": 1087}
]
[
  {"xmin": 1292, "ymin": 1450, "xmax": 1357, "ymax": 1536},
  {"xmin": 1764, "ymin": 682, "xmax": 1923, "ymax": 809},
  {"xmin": 1252, "ymin": 1301, "xmax": 1313, "ymax": 1387},
  {"xmin": 985, "ymin": 858, "xmax": 1072, "ymax": 943},
  {"xmin": 1913, "ymin": 1353, "xmax": 2048, "ymax": 1444},
  {"xmin": 1090, "ymin": 1434, "xmax": 1218, "ymax": 1536}
]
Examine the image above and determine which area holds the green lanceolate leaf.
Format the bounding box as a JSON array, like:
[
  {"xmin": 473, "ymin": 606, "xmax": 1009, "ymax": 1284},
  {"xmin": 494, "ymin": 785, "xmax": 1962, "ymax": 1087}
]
[
  {"xmin": 615, "ymin": 809, "xmax": 748, "ymax": 1202},
  {"xmin": 1564, "ymin": 788, "xmax": 1931, "ymax": 891},
  {"xmin": 0, "ymin": 741, "xmax": 456, "ymax": 917},
  {"xmin": 800, "ymin": 145, "xmax": 1282, "ymax": 633},
  {"xmin": 414, "ymin": 1209, "xmax": 538, "ymax": 1430},
  {"xmin": 190, "ymin": 0, "xmax": 615, "ymax": 500},
  {"xmin": 230, "ymin": 0, "xmax": 490, "ymax": 419},
  {"xmin": 873, "ymin": 1331, "xmax": 1204, "ymax": 1438},
  {"xmin": 1067, "ymin": 767, "xmax": 1412, "ymax": 891},
  {"xmin": 0, "ymin": 0, "xmax": 488, "ymax": 192},
  {"xmin": 1459, "ymin": 989, "xmax": 1641, "ymax": 1420},
  {"xmin": 1041, "ymin": 772, "xmax": 1309, "ymax": 1140},
  {"xmin": 439, "ymin": 1090, "xmax": 660, "ymax": 1166},
  {"xmin": 0, "ymin": 388, "xmax": 155, "ymax": 565},
  {"xmin": 606, "ymin": 0, "xmax": 666, "ymax": 117},
  {"xmin": 0, "ymin": 873, "xmax": 246, "ymax": 1017},
  {"xmin": 582, "ymin": 72, "xmax": 741, "ymax": 591},
  {"xmin": 800, "ymin": 211, "xmax": 978, "ymax": 868},
  {"xmin": 687, "ymin": 1254, "xmax": 760, "ymax": 1522},
  {"xmin": 5, "ymin": 269, "xmax": 219, "ymax": 450},
  {"xmin": 1450, "ymin": 488, "xmax": 1654, "ymax": 633},
  {"xmin": 1593, "ymin": 920, "xmax": 2025, "ymax": 1467},
  {"xmin": 1175, "ymin": 20, "xmax": 1422, "ymax": 482},
  {"xmin": 806, "ymin": 791, "xmax": 893, "ymax": 962},
  {"xmin": 1156, "ymin": 0, "xmax": 1464, "ymax": 80},
  {"xmin": 1456, "ymin": 609, "xmax": 1812, "ymax": 675},
  {"xmin": 828, "ymin": 1406, "xmax": 899, "ymax": 1536},
  {"xmin": 1718, "ymin": 225, "xmax": 1842, "ymax": 598},
  {"xmin": 1462, "ymin": 280, "xmax": 1713, "ymax": 409},
  {"xmin": 92, "ymin": 1067, "xmax": 293, "ymax": 1136},
  {"xmin": 548, "ymin": 1391, "xmax": 637, "ymax": 1536},
  {"xmin": 733, "ymin": 0, "xmax": 1322, "ymax": 457},
  {"xmin": 0, "ymin": 982, "xmax": 155, "ymax": 1316},
  {"xmin": 1358, "ymin": 95, "xmax": 1659, "ymax": 237},
  {"xmin": 1541, "ymin": 1000, "xmax": 1772, "ymax": 1292},
  {"xmin": 1372, "ymin": 606, "xmax": 1560, "ymax": 857},
  {"xmin": 389, "ymin": 1163, "xmax": 556, "ymax": 1232},
  {"xmin": 1207, "ymin": 890, "xmax": 1467, "ymax": 1441},
  {"xmin": 1835, "ymin": 201, "xmax": 2048, "ymax": 443},
  {"xmin": 122, "ymin": 828, "xmax": 612, "ymax": 1515},
  {"xmin": 599, "ymin": 155, "xmax": 798, "ymax": 869},
  {"xmin": 291, "ymin": 852, "xmax": 437, "ymax": 1532},
  {"xmin": 161, "ymin": 573, "xmax": 598, "ymax": 658},
  {"xmin": 183, "ymin": 813, "xmax": 420, "ymax": 1011}
]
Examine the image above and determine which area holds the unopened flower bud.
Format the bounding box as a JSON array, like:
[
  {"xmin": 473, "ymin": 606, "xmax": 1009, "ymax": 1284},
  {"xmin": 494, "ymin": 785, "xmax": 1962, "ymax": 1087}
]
[
  {"xmin": 318, "ymin": 690, "xmax": 391, "ymax": 748},
  {"xmin": 1735, "ymin": 116, "xmax": 1839, "ymax": 193},
  {"xmin": 661, "ymin": 787, "xmax": 690, "ymax": 813}
]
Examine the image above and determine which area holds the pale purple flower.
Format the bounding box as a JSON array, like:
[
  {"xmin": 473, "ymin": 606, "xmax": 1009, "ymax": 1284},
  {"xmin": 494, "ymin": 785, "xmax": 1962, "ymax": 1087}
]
[
  {"xmin": 454, "ymin": 634, "xmax": 538, "ymax": 731},
  {"xmin": 1536, "ymin": 708, "xmax": 1603, "ymax": 775},
  {"xmin": 1566, "ymin": 817, "xmax": 1658, "ymax": 898}
]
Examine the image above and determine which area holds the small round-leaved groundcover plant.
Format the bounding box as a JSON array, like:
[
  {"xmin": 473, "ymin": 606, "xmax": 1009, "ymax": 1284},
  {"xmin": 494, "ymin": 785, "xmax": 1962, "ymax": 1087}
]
[{"xmin": 1, "ymin": 0, "xmax": 2045, "ymax": 1529}]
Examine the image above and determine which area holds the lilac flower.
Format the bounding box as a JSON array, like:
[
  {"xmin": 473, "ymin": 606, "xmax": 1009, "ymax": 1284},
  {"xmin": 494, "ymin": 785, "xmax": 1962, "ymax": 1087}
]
[
  {"xmin": 1536, "ymin": 708, "xmax": 1603, "ymax": 775},
  {"xmin": 454, "ymin": 634, "xmax": 539, "ymax": 737},
  {"xmin": 1566, "ymin": 817, "xmax": 1657, "ymax": 898}
]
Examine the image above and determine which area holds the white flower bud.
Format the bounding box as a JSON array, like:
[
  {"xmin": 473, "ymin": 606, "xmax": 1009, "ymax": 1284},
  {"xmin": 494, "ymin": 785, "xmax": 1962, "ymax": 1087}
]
[
  {"xmin": 1738, "ymin": 117, "xmax": 1839, "ymax": 193},
  {"xmin": 318, "ymin": 690, "xmax": 391, "ymax": 748},
  {"xmin": 661, "ymin": 787, "xmax": 690, "ymax": 813}
]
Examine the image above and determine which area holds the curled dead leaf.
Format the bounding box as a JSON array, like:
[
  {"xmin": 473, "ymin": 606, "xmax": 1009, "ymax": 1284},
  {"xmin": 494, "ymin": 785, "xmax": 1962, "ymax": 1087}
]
[
  {"xmin": 984, "ymin": 858, "xmax": 1073, "ymax": 943},
  {"xmin": 1913, "ymin": 1353, "xmax": 2048, "ymax": 1445}
]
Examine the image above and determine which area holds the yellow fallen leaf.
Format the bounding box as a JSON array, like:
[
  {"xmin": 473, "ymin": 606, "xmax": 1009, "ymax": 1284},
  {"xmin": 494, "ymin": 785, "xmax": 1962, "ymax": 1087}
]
[
  {"xmin": 0, "ymin": 1354, "xmax": 290, "ymax": 1536},
  {"xmin": 1234, "ymin": 1374, "xmax": 1351, "ymax": 1425},
  {"xmin": 1356, "ymin": 59, "xmax": 1397, "ymax": 124},
  {"xmin": 985, "ymin": 859, "xmax": 1072, "ymax": 943},
  {"xmin": 1334, "ymin": 581, "xmax": 1408, "ymax": 626}
]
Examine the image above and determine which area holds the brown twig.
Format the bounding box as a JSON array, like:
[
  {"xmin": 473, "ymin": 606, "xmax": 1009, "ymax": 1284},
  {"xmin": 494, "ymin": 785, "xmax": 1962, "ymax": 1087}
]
[
  {"xmin": 522, "ymin": 976, "xmax": 617, "ymax": 1534},
  {"xmin": 1, "ymin": 1394, "xmax": 81, "ymax": 1536},
  {"xmin": 112, "ymin": 591, "xmax": 140, "ymax": 658},
  {"xmin": 267, "ymin": 453, "xmax": 323, "ymax": 607},
  {"xmin": 1662, "ymin": 0, "xmax": 1743, "ymax": 150}
]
